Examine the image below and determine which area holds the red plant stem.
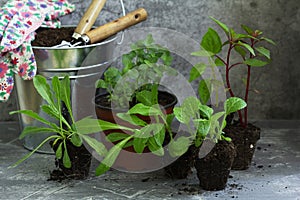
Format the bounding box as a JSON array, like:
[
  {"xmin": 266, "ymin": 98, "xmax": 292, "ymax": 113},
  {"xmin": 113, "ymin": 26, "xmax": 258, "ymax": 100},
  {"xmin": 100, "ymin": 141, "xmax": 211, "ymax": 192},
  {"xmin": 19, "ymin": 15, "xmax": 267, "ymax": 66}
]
[
  {"xmin": 243, "ymin": 65, "xmax": 251, "ymax": 127},
  {"xmin": 226, "ymin": 43, "xmax": 244, "ymax": 125}
]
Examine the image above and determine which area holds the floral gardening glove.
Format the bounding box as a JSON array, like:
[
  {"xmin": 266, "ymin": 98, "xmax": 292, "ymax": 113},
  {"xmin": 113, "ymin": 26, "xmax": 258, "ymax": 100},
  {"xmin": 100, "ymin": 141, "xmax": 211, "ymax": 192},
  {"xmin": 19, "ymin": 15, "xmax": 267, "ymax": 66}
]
[{"xmin": 0, "ymin": 0, "xmax": 75, "ymax": 102}]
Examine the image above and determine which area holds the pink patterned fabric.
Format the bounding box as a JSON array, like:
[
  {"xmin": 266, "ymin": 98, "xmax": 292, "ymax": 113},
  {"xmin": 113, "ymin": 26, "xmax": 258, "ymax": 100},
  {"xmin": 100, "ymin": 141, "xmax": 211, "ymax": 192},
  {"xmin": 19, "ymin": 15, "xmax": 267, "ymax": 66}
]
[{"xmin": 0, "ymin": 0, "xmax": 75, "ymax": 102}]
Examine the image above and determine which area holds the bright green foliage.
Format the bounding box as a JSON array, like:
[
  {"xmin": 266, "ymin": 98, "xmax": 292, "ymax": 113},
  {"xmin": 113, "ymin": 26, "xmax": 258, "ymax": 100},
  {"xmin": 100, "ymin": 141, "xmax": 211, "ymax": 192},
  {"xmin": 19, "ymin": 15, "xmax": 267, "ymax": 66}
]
[
  {"xmin": 10, "ymin": 75, "xmax": 107, "ymax": 169},
  {"xmin": 190, "ymin": 17, "xmax": 275, "ymax": 127},
  {"xmin": 95, "ymin": 34, "xmax": 175, "ymax": 109},
  {"xmin": 172, "ymin": 96, "xmax": 246, "ymax": 150}
]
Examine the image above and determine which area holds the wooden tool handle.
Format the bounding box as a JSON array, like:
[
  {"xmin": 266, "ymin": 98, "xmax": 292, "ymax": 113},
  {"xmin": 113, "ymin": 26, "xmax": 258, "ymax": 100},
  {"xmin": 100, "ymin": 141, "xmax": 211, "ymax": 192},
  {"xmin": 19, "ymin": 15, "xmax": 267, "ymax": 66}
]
[
  {"xmin": 85, "ymin": 8, "xmax": 148, "ymax": 44},
  {"xmin": 73, "ymin": 0, "xmax": 107, "ymax": 39}
]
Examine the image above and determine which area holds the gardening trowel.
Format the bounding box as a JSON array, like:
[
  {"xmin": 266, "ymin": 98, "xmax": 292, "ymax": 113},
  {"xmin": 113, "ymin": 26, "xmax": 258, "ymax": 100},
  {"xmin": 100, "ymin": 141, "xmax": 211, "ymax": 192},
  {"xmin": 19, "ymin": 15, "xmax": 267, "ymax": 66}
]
[
  {"xmin": 56, "ymin": 8, "xmax": 148, "ymax": 48},
  {"xmin": 72, "ymin": 0, "xmax": 107, "ymax": 41}
]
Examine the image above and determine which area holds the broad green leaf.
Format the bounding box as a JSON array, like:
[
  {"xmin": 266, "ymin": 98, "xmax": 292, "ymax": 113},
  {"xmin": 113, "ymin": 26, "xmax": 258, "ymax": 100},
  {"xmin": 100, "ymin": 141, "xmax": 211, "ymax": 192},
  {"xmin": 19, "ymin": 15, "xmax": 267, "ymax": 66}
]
[
  {"xmin": 189, "ymin": 63, "xmax": 207, "ymax": 82},
  {"xmin": 153, "ymin": 128, "xmax": 165, "ymax": 146},
  {"xmin": 243, "ymin": 58, "xmax": 269, "ymax": 67},
  {"xmin": 95, "ymin": 136, "xmax": 133, "ymax": 176},
  {"xmin": 210, "ymin": 16, "xmax": 230, "ymax": 35},
  {"xmin": 55, "ymin": 142, "xmax": 63, "ymax": 159},
  {"xmin": 127, "ymin": 103, "xmax": 162, "ymax": 117},
  {"xmin": 168, "ymin": 136, "xmax": 191, "ymax": 157},
  {"xmin": 51, "ymin": 76, "xmax": 61, "ymax": 104},
  {"xmin": 201, "ymin": 28, "xmax": 222, "ymax": 54},
  {"xmin": 198, "ymin": 79, "xmax": 211, "ymax": 105},
  {"xmin": 133, "ymin": 137, "xmax": 147, "ymax": 154},
  {"xmin": 96, "ymin": 79, "xmax": 107, "ymax": 89},
  {"xmin": 195, "ymin": 119, "xmax": 211, "ymax": 137},
  {"xmin": 198, "ymin": 104, "xmax": 213, "ymax": 119},
  {"xmin": 106, "ymin": 132, "xmax": 130, "ymax": 143},
  {"xmin": 174, "ymin": 97, "xmax": 200, "ymax": 124},
  {"xmin": 63, "ymin": 142, "xmax": 71, "ymax": 168},
  {"xmin": 148, "ymin": 137, "xmax": 164, "ymax": 156},
  {"xmin": 225, "ymin": 97, "xmax": 247, "ymax": 115},
  {"xmin": 237, "ymin": 41, "xmax": 255, "ymax": 56},
  {"xmin": 19, "ymin": 126, "xmax": 57, "ymax": 139},
  {"xmin": 71, "ymin": 133, "xmax": 82, "ymax": 147},
  {"xmin": 33, "ymin": 75, "xmax": 54, "ymax": 107},
  {"xmin": 137, "ymin": 123, "xmax": 164, "ymax": 139},
  {"xmin": 255, "ymin": 47, "xmax": 271, "ymax": 59},
  {"xmin": 81, "ymin": 135, "xmax": 108, "ymax": 157},
  {"xmin": 215, "ymin": 57, "xmax": 225, "ymax": 66},
  {"xmin": 191, "ymin": 50, "xmax": 214, "ymax": 57},
  {"xmin": 116, "ymin": 113, "xmax": 148, "ymax": 127},
  {"xmin": 136, "ymin": 90, "xmax": 154, "ymax": 106},
  {"xmin": 234, "ymin": 46, "xmax": 247, "ymax": 58}
]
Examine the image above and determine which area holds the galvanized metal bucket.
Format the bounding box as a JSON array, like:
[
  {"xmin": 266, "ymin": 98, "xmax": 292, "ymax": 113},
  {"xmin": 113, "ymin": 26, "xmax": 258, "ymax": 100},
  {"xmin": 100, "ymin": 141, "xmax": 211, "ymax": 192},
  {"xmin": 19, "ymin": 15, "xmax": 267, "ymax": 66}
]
[{"xmin": 15, "ymin": 33, "xmax": 120, "ymax": 153}]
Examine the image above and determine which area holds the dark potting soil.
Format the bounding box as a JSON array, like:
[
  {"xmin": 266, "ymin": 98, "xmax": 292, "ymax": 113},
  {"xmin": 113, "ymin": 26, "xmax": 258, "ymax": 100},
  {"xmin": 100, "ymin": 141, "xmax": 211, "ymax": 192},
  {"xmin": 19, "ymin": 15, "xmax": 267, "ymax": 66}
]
[
  {"xmin": 32, "ymin": 27, "xmax": 75, "ymax": 47},
  {"xmin": 48, "ymin": 140, "xmax": 92, "ymax": 181},
  {"xmin": 194, "ymin": 140, "xmax": 236, "ymax": 191},
  {"xmin": 95, "ymin": 90, "xmax": 177, "ymax": 110},
  {"xmin": 224, "ymin": 121, "xmax": 261, "ymax": 170},
  {"xmin": 164, "ymin": 144, "xmax": 200, "ymax": 179}
]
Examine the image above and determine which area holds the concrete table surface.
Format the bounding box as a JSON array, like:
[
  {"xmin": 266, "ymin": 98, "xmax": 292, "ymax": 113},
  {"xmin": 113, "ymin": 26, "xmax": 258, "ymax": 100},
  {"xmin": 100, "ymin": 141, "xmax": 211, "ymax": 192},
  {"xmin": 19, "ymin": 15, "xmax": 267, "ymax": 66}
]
[{"xmin": 0, "ymin": 121, "xmax": 300, "ymax": 200}]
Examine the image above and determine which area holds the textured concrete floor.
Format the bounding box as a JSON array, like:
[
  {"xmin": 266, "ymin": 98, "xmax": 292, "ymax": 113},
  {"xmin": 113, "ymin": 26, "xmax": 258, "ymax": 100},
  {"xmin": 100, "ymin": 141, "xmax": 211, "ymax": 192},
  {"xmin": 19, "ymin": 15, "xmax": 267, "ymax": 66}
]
[{"xmin": 1, "ymin": 121, "xmax": 300, "ymax": 200}]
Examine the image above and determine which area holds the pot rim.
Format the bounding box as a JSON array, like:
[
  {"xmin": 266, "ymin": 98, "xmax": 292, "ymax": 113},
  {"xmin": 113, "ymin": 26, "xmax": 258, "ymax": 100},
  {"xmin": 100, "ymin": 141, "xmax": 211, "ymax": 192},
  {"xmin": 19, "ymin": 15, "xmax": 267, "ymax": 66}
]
[{"xmin": 93, "ymin": 90, "xmax": 178, "ymax": 112}]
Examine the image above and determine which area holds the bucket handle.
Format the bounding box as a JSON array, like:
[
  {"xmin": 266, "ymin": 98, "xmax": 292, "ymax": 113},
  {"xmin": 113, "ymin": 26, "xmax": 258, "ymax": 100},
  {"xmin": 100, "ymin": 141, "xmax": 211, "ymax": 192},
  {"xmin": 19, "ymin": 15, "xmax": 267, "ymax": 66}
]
[{"xmin": 118, "ymin": 0, "xmax": 126, "ymax": 45}]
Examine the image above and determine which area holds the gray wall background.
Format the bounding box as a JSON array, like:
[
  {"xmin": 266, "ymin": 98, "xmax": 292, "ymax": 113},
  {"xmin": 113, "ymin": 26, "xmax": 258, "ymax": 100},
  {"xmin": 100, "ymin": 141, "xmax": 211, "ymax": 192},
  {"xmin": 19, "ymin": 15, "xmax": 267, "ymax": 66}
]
[{"xmin": 0, "ymin": 0, "xmax": 299, "ymax": 121}]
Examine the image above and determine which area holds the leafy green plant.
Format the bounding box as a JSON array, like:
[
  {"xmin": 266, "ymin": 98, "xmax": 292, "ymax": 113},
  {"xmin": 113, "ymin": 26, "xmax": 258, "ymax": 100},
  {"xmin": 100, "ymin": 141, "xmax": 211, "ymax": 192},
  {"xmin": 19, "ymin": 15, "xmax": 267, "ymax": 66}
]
[
  {"xmin": 9, "ymin": 75, "xmax": 108, "ymax": 169},
  {"xmin": 96, "ymin": 34, "xmax": 174, "ymax": 109},
  {"xmin": 169, "ymin": 96, "xmax": 247, "ymax": 157},
  {"xmin": 96, "ymin": 103, "xmax": 175, "ymax": 175},
  {"xmin": 191, "ymin": 17, "xmax": 275, "ymax": 127}
]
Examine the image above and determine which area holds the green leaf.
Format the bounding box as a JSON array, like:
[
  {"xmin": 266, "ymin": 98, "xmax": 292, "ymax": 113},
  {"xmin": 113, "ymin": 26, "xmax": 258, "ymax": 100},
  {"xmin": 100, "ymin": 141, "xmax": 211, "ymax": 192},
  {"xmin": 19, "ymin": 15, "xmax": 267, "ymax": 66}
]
[
  {"xmin": 198, "ymin": 104, "xmax": 213, "ymax": 119},
  {"xmin": 138, "ymin": 123, "xmax": 165, "ymax": 139},
  {"xmin": 243, "ymin": 58, "xmax": 269, "ymax": 67},
  {"xmin": 255, "ymin": 47, "xmax": 271, "ymax": 59},
  {"xmin": 135, "ymin": 90, "xmax": 154, "ymax": 106},
  {"xmin": 60, "ymin": 76, "xmax": 73, "ymax": 123},
  {"xmin": 133, "ymin": 137, "xmax": 147, "ymax": 154},
  {"xmin": 234, "ymin": 46, "xmax": 247, "ymax": 58},
  {"xmin": 41, "ymin": 105, "xmax": 69, "ymax": 127},
  {"xmin": 260, "ymin": 37, "xmax": 276, "ymax": 45},
  {"xmin": 127, "ymin": 103, "xmax": 162, "ymax": 117},
  {"xmin": 9, "ymin": 135, "xmax": 59, "ymax": 169},
  {"xmin": 237, "ymin": 41, "xmax": 255, "ymax": 56},
  {"xmin": 19, "ymin": 126, "xmax": 57, "ymax": 139},
  {"xmin": 95, "ymin": 136, "xmax": 133, "ymax": 176},
  {"xmin": 189, "ymin": 63, "xmax": 207, "ymax": 82},
  {"xmin": 225, "ymin": 97, "xmax": 247, "ymax": 116},
  {"xmin": 81, "ymin": 135, "xmax": 108, "ymax": 157},
  {"xmin": 63, "ymin": 142, "xmax": 71, "ymax": 169},
  {"xmin": 198, "ymin": 79, "xmax": 211, "ymax": 105},
  {"xmin": 215, "ymin": 57, "xmax": 225, "ymax": 66},
  {"xmin": 191, "ymin": 50, "xmax": 214, "ymax": 57},
  {"xmin": 201, "ymin": 28, "xmax": 222, "ymax": 54},
  {"xmin": 116, "ymin": 113, "xmax": 148, "ymax": 127},
  {"xmin": 153, "ymin": 128, "xmax": 165, "ymax": 146},
  {"xmin": 55, "ymin": 142, "xmax": 63, "ymax": 159},
  {"xmin": 106, "ymin": 132, "xmax": 130, "ymax": 143},
  {"xmin": 10, "ymin": 110, "xmax": 57, "ymax": 129},
  {"xmin": 174, "ymin": 97, "xmax": 200, "ymax": 124},
  {"xmin": 148, "ymin": 137, "xmax": 164, "ymax": 156},
  {"xmin": 70, "ymin": 134, "xmax": 82, "ymax": 147},
  {"xmin": 168, "ymin": 136, "xmax": 191, "ymax": 157},
  {"xmin": 33, "ymin": 75, "xmax": 55, "ymax": 108},
  {"xmin": 195, "ymin": 119, "xmax": 211, "ymax": 137},
  {"xmin": 241, "ymin": 24, "xmax": 254, "ymax": 35},
  {"xmin": 210, "ymin": 16, "xmax": 230, "ymax": 35}
]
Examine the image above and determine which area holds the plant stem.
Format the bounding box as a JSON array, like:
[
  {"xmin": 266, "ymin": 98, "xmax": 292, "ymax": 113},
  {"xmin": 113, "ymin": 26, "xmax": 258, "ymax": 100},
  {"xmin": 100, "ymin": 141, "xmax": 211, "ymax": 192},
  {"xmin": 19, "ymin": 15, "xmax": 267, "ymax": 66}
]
[{"xmin": 243, "ymin": 65, "xmax": 251, "ymax": 127}]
